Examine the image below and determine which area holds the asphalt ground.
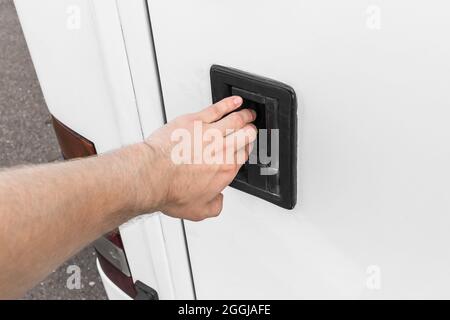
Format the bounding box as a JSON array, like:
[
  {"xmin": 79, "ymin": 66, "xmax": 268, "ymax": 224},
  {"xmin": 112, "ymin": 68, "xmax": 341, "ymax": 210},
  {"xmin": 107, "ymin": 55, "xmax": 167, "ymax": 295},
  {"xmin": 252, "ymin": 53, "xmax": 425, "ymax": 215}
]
[{"xmin": 0, "ymin": 0, "xmax": 107, "ymax": 299}]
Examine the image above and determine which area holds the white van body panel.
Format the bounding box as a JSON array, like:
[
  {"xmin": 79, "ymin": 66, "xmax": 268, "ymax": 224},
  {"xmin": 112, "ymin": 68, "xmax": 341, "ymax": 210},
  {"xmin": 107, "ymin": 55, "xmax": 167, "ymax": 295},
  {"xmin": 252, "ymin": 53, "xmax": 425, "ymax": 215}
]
[{"xmin": 147, "ymin": 0, "xmax": 450, "ymax": 299}]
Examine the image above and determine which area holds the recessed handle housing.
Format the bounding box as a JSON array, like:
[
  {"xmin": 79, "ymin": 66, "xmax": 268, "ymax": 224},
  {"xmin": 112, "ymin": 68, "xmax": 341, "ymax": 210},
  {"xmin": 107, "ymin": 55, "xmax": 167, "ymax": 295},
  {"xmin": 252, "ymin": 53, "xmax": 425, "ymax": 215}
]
[{"xmin": 210, "ymin": 65, "xmax": 298, "ymax": 209}]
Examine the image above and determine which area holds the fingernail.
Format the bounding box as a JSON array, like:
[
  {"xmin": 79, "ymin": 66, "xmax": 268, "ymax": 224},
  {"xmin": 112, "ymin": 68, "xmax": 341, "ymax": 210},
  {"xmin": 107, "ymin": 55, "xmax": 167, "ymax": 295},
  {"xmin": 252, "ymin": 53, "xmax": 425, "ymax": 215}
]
[
  {"xmin": 233, "ymin": 96, "xmax": 243, "ymax": 106},
  {"xmin": 250, "ymin": 109, "xmax": 257, "ymax": 119}
]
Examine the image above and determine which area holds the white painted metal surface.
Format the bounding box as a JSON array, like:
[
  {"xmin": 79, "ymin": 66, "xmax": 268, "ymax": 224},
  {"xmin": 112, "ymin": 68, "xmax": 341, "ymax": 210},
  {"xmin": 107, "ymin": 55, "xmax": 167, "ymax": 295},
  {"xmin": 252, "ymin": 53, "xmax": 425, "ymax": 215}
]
[
  {"xmin": 14, "ymin": 0, "xmax": 124, "ymax": 153},
  {"xmin": 148, "ymin": 0, "xmax": 450, "ymax": 299},
  {"xmin": 116, "ymin": 0, "xmax": 195, "ymax": 300}
]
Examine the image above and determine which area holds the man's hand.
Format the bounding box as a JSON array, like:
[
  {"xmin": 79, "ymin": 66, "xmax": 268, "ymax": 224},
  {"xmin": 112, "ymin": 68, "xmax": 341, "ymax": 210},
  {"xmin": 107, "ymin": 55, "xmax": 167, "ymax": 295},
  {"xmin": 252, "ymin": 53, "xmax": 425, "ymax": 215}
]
[
  {"xmin": 137, "ymin": 96, "xmax": 257, "ymax": 221},
  {"xmin": 0, "ymin": 96, "xmax": 256, "ymax": 298}
]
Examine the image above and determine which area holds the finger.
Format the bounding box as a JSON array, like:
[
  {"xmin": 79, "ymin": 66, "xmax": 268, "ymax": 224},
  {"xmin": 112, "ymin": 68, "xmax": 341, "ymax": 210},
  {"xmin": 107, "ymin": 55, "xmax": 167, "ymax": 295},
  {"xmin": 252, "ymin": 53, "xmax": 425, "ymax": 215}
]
[
  {"xmin": 224, "ymin": 124, "xmax": 257, "ymax": 152},
  {"xmin": 212, "ymin": 108, "xmax": 256, "ymax": 136},
  {"xmin": 197, "ymin": 96, "xmax": 243, "ymax": 123},
  {"xmin": 233, "ymin": 139, "xmax": 254, "ymax": 167},
  {"xmin": 206, "ymin": 193, "xmax": 224, "ymax": 218},
  {"xmin": 240, "ymin": 139, "xmax": 255, "ymax": 162},
  {"xmin": 219, "ymin": 126, "xmax": 256, "ymax": 172},
  {"xmin": 247, "ymin": 140, "xmax": 256, "ymax": 155}
]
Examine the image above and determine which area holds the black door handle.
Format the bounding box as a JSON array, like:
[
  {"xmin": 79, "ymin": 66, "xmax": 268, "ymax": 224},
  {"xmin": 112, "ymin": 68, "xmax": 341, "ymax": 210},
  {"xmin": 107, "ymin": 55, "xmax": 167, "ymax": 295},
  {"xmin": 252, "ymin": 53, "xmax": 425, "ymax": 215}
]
[{"xmin": 211, "ymin": 65, "xmax": 298, "ymax": 209}]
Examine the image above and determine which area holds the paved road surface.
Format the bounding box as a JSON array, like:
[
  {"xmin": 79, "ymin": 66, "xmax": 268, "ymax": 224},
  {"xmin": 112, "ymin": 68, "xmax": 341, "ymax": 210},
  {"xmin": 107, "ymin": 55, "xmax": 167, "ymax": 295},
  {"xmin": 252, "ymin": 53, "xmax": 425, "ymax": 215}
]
[{"xmin": 0, "ymin": 0, "xmax": 107, "ymax": 300}]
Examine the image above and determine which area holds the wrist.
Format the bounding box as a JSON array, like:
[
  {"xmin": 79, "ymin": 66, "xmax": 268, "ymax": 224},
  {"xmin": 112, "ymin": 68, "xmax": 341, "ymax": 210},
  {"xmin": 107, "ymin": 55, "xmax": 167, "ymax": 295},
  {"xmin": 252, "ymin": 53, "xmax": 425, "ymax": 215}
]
[{"xmin": 127, "ymin": 141, "xmax": 168, "ymax": 215}]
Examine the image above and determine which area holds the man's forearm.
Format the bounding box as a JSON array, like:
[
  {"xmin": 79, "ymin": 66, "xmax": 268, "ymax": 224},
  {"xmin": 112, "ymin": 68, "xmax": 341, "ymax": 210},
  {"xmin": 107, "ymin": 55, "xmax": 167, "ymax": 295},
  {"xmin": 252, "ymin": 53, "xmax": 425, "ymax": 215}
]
[
  {"xmin": 0, "ymin": 143, "xmax": 156, "ymax": 299},
  {"xmin": 0, "ymin": 96, "xmax": 256, "ymax": 299}
]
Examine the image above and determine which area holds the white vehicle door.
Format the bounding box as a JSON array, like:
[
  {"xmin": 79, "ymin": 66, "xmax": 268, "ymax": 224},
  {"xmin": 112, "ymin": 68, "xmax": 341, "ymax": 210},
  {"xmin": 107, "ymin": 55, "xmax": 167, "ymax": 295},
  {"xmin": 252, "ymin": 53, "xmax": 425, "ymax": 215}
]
[{"xmin": 147, "ymin": 0, "xmax": 450, "ymax": 299}]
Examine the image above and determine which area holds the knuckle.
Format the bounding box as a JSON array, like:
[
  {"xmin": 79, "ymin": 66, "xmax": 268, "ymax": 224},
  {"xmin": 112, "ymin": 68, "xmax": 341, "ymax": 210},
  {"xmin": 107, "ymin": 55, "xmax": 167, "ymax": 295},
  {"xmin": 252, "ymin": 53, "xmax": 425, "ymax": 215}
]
[
  {"xmin": 242, "ymin": 109, "xmax": 253, "ymax": 122},
  {"xmin": 232, "ymin": 113, "xmax": 244, "ymax": 127},
  {"xmin": 211, "ymin": 104, "xmax": 223, "ymax": 119},
  {"xmin": 214, "ymin": 104, "xmax": 223, "ymax": 116}
]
